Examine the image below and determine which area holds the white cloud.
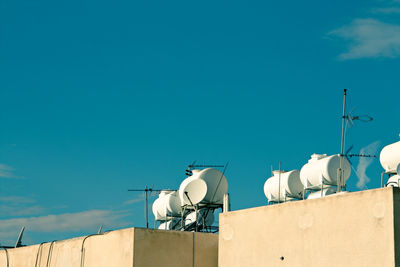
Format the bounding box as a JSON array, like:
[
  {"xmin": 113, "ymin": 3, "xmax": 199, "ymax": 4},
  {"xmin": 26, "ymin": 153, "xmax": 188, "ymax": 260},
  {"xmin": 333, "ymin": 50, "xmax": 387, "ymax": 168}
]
[
  {"xmin": 372, "ymin": 7, "xmax": 400, "ymax": 13},
  {"xmin": 355, "ymin": 141, "xmax": 381, "ymax": 189},
  {"xmin": 0, "ymin": 164, "xmax": 16, "ymax": 178},
  {"xmin": 329, "ymin": 18, "xmax": 400, "ymax": 59},
  {"xmin": 0, "ymin": 196, "xmax": 44, "ymax": 217},
  {"xmin": 0, "ymin": 196, "xmax": 35, "ymax": 204},
  {"xmin": 0, "ymin": 210, "xmax": 130, "ymax": 240},
  {"xmin": 124, "ymin": 196, "xmax": 144, "ymax": 205},
  {"xmin": 0, "ymin": 205, "xmax": 45, "ymax": 217}
]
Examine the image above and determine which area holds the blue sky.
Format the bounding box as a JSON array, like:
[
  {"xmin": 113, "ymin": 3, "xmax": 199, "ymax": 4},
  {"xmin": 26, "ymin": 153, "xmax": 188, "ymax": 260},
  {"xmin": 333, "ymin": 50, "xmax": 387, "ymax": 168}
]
[{"xmin": 1, "ymin": 0, "xmax": 400, "ymax": 245}]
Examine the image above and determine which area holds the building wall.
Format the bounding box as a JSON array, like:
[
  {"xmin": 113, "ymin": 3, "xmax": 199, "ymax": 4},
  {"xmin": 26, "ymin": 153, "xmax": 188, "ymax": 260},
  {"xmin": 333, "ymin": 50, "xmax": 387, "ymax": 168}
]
[
  {"xmin": 133, "ymin": 229, "xmax": 218, "ymax": 267},
  {"xmin": 393, "ymin": 188, "xmax": 400, "ymax": 266},
  {"xmin": 0, "ymin": 227, "xmax": 218, "ymax": 267},
  {"xmin": 219, "ymin": 187, "xmax": 397, "ymax": 267}
]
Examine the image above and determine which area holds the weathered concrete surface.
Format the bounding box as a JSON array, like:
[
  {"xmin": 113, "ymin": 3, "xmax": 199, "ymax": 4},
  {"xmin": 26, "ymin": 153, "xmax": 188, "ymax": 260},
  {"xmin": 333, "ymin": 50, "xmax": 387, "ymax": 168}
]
[
  {"xmin": 133, "ymin": 229, "xmax": 218, "ymax": 267},
  {"xmin": 219, "ymin": 187, "xmax": 398, "ymax": 267},
  {"xmin": 0, "ymin": 227, "xmax": 217, "ymax": 267}
]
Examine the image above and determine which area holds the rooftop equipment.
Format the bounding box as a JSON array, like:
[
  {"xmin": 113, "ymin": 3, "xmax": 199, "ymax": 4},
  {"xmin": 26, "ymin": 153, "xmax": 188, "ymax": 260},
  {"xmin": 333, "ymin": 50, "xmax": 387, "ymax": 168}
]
[
  {"xmin": 152, "ymin": 164, "xmax": 228, "ymax": 233},
  {"xmin": 386, "ymin": 175, "xmax": 400, "ymax": 187},
  {"xmin": 179, "ymin": 176, "xmax": 208, "ymax": 206},
  {"xmin": 184, "ymin": 210, "xmax": 214, "ymax": 227},
  {"xmin": 300, "ymin": 153, "xmax": 351, "ymax": 189},
  {"xmin": 179, "ymin": 168, "xmax": 228, "ymax": 205},
  {"xmin": 380, "ymin": 141, "xmax": 400, "ymax": 174},
  {"xmin": 128, "ymin": 186, "xmax": 174, "ymax": 228},
  {"xmin": 306, "ymin": 187, "xmax": 337, "ymax": 199},
  {"xmin": 158, "ymin": 218, "xmax": 180, "ymax": 230},
  {"xmin": 263, "ymin": 170, "xmax": 303, "ymax": 202},
  {"xmin": 152, "ymin": 190, "xmax": 181, "ymax": 221},
  {"xmin": 337, "ymin": 89, "xmax": 373, "ymax": 192}
]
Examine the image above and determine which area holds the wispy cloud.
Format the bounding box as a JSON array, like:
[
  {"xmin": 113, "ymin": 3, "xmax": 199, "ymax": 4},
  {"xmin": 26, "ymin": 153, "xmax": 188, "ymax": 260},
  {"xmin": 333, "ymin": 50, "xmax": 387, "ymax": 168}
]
[
  {"xmin": 0, "ymin": 196, "xmax": 44, "ymax": 217},
  {"xmin": 0, "ymin": 164, "xmax": 16, "ymax": 178},
  {"xmin": 372, "ymin": 7, "xmax": 400, "ymax": 13},
  {"xmin": 0, "ymin": 205, "xmax": 45, "ymax": 217},
  {"xmin": 0, "ymin": 209, "xmax": 130, "ymax": 241},
  {"xmin": 329, "ymin": 19, "xmax": 400, "ymax": 60},
  {"xmin": 355, "ymin": 141, "xmax": 381, "ymax": 189},
  {"xmin": 124, "ymin": 196, "xmax": 144, "ymax": 205},
  {"xmin": 0, "ymin": 196, "xmax": 35, "ymax": 204}
]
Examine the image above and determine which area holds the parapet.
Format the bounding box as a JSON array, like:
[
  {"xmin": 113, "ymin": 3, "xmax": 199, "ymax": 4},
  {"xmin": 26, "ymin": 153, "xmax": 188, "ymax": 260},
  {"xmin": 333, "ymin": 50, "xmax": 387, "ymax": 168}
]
[
  {"xmin": 219, "ymin": 187, "xmax": 400, "ymax": 267},
  {"xmin": 0, "ymin": 227, "xmax": 218, "ymax": 267}
]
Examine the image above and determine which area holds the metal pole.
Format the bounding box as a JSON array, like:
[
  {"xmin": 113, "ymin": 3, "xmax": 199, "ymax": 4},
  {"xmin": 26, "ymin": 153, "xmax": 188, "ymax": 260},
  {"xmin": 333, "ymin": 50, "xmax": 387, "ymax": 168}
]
[
  {"xmin": 195, "ymin": 206, "xmax": 198, "ymax": 232},
  {"xmin": 338, "ymin": 89, "xmax": 347, "ymax": 193},
  {"xmin": 381, "ymin": 172, "xmax": 384, "ymax": 188},
  {"xmin": 145, "ymin": 186, "xmax": 149, "ymax": 228},
  {"xmin": 278, "ymin": 162, "xmax": 281, "ymax": 203}
]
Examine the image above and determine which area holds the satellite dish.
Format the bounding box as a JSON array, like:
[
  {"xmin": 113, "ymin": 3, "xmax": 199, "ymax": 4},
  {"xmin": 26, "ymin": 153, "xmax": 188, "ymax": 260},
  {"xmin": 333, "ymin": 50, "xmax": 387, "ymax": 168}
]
[{"xmin": 179, "ymin": 176, "xmax": 207, "ymax": 205}]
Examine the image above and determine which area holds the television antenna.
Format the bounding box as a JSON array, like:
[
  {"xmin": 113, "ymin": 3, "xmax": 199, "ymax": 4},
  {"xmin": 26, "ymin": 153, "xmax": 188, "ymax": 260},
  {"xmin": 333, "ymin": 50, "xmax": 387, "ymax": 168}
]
[
  {"xmin": 127, "ymin": 186, "xmax": 175, "ymax": 228},
  {"xmin": 185, "ymin": 160, "xmax": 225, "ymax": 176},
  {"xmin": 338, "ymin": 89, "xmax": 374, "ymax": 192}
]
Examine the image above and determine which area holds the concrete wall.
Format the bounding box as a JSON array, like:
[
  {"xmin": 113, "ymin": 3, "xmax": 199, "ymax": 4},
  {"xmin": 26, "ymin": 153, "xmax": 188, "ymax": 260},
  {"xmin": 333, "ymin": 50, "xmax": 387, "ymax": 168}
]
[
  {"xmin": 0, "ymin": 227, "xmax": 218, "ymax": 267},
  {"xmin": 393, "ymin": 188, "xmax": 400, "ymax": 266},
  {"xmin": 133, "ymin": 229, "xmax": 218, "ymax": 267},
  {"xmin": 219, "ymin": 187, "xmax": 397, "ymax": 267}
]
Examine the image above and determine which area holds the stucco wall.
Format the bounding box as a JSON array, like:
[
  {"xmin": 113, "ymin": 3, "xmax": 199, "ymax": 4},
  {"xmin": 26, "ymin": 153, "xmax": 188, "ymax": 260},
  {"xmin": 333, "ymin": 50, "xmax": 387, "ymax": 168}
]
[
  {"xmin": 0, "ymin": 227, "xmax": 217, "ymax": 267},
  {"xmin": 219, "ymin": 187, "xmax": 397, "ymax": 267},
  {"xmin": 133, "ymin": 228, "xmax": 218, "ymax": 267}
]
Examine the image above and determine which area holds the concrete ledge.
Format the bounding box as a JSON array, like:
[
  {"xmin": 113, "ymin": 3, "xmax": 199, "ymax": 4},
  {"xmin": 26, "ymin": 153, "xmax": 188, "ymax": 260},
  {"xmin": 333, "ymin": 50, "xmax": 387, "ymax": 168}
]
[{"xmin": 0, "ymin": 227, "xmax": 218, "ymax": 267}]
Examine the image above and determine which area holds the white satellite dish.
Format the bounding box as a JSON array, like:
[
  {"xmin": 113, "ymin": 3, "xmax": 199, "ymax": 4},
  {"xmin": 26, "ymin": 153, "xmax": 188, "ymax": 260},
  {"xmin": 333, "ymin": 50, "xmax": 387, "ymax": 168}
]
[{"xmin": 179, "ymin": 176, "xmax": 208, "ymax": 205}]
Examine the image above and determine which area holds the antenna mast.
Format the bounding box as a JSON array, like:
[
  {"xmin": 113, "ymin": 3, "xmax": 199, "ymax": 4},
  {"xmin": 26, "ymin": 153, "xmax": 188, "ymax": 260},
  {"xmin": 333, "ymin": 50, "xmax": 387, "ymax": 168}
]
[
  {"xmin": 338, "ymin": 89, "xmax": 347, "ymax": 193},
  {"xmin": 128, "ymin": 187, "xmax": 175, "ymax": 228}
]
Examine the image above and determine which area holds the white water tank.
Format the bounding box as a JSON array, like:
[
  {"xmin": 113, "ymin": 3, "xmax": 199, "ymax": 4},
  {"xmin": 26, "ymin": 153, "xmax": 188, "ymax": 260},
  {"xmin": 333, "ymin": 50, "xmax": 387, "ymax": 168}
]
[
  {"xmin": 184, "ymin": 209, "xmax": 214, "ymax": 226},
  {"xmin": 152, "ymin": 197, "xmax": 163, "ymax": 221},
  {"xmin": 152, "ymin": 190, "xmax": 181, "ymax": 221},
  {"xmin": 387, "ymin": 175, "xmax": 400, "ymax": 187},
  {"xmin": 307, "ymin": 187, "xmax": 337, "ymax": 199},
  {"xmin": 179, "ymin": 168, "xmax": 228, "ymax": 205},
  {"xmin": 197, "ymin": 168, "xmax": 228, "ymax": 204},
  {"xmin": 300, "ymin": 154, "xmax": 351, "ymax": 188},
  {"xmin": 263, "ymin": 170, "xmax": 303, "ymax": 202},
  {"xmin": 158, "ymin": 219, "xmax": 180, "ymax": 230},
  {"xmin": 380, "ymin": 141, "xmax": 400, "ymax": 174}
]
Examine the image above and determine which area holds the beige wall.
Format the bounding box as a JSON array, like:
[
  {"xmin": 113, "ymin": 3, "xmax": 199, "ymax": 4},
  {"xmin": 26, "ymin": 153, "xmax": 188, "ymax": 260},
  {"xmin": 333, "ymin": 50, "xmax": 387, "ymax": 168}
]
[
  {"xmin": 393, "ymin": 188, "xmax": 400, "ymax": 266},
  {"xmin": 0, "ymin": 227, "xmax": 218, "ymax": 267},
  {"xmin": 133, "ymin": 228, "xmax": 218, "ymax": 267},
  {"xmin": 219, "ymin": 187, "xmax": 397, "ymax": 267}
]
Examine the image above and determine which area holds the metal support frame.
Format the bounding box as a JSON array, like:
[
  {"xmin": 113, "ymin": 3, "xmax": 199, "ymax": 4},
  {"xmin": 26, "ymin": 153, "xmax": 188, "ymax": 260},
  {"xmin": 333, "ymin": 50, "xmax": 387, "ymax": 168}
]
[
  {"xmin": 382, "ymin": 171, "xmax": 397, "ymax": 188},
  {"xmin": 178, "ymin": 203, "xmax": 222, "ymax": 233}
]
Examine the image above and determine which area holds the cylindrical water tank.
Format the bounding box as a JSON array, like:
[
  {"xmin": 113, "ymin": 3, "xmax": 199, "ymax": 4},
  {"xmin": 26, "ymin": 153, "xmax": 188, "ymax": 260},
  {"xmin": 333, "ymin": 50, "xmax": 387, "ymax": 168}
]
[
  {"xmin": 300, "ymin": 154, "xmax": 351, "ymax": 188},
  {"xmin": 152, "ymin": 190, "xmax": 181, "ymax": 220},
  {"xmin": 152, "ymin": 197, "xmax": 163, "ymax": 221},
  {"xmin": 158, "ymin": 219, "xmax": 180, "ymax": 230},
  {"xmin": 179, "ymin": 168, "xmax": 228, "ymax": 205},
  {"xmin": 184, "ymin": 209, "xmax": 214, "ymax": 226},
  {"xmin": 196, "ymin": 168, "xmax": 228, "ymax": 204},
  {"xmin": 307, "ymin": 187, "xmax": 337, "ymax": 199},
  {"xmin": 263, "ymin": 170, "xmax": 303, "ymax": 202},
  {"xmin": 179, "ymin": 176, "xmax": 208, "ymax": 205},
  {"xmin": 380, "ymin": 141, "xmax": 400, "ymax": 174},
  {"xmin": 387, "ymin": 175, "xmax": 400, "ymax": 187}
]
